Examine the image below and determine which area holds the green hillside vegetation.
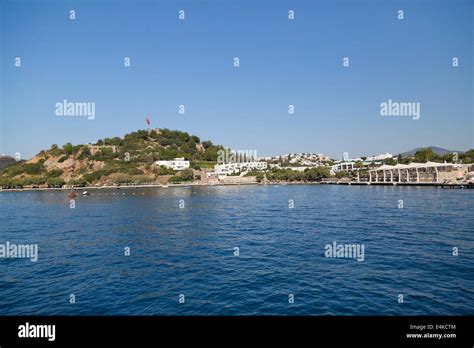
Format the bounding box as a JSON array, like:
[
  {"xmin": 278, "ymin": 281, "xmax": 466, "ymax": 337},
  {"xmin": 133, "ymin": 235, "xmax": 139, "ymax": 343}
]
[
  {"xmin": 249, "ymin": 167, "xmax": 331, "ymax": 183},
  {"xmin": 2, "ymin": 131, "xmax": 472, "ymax": 189},
  {"xmin": 0, "ymin": 129, "xmax": 224, "ymax": 188},
  {"xmin": 396, "ymin": 148, "xmax": 474, "ymax": 164}
]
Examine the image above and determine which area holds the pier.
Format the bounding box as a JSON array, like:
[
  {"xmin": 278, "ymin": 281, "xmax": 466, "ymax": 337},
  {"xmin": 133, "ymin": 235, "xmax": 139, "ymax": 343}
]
[{"xmin": 323, "ymin": 181, "xmax": 474, "ymax": 189}]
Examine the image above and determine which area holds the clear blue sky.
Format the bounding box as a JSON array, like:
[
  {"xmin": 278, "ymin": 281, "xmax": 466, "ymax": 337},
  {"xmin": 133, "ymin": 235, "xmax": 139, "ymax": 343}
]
[{"xmin": 1, "ymin": 0, "xmax": 472, "ymax": 159}]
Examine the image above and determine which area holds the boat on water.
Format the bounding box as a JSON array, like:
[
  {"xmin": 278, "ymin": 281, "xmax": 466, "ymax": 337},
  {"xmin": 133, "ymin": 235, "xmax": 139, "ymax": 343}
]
[{"xmin": 82, "ymin": 191, "xmax": 90, "ymax": 196}]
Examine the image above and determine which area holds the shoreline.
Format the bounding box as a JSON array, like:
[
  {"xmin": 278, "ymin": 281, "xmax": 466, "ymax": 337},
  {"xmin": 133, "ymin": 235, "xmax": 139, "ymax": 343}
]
[
  {"xmin": 0, "ymin": 180, "xmax": 473, "ymax": 192},
  {"xmin": 0, "ymin": 181, "xmax": 323, "ymax": 192},
  {"xmin": 0, "ymin": 181, "xmax": 259, "ymax": 192}
]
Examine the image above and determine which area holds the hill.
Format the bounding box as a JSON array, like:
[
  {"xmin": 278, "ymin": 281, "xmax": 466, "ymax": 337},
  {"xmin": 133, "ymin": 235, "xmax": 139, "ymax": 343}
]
[
  {"xmin": 0, "ymin": 155, "xmax": 16, "ymax": 170},
  {"xmin": 399, "ymin": 146, "xmax": 463, "ymax": 157},
  {"xmin": 0, "ymin": 128, "xmax": 223, "ymax": 188}
]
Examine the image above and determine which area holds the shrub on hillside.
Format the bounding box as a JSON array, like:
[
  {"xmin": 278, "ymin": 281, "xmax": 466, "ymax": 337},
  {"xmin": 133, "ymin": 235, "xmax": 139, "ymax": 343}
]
[
  {"xmin": 168, "ymin": 175, "xmax": 183, "ymax": 184},
  {"xmin": 46, "ymin": 177, "xmax": 65, "ymax": 187},
  {"xmin": 180, "ymin": 169, "xmax": 194, "ymax": 181}
]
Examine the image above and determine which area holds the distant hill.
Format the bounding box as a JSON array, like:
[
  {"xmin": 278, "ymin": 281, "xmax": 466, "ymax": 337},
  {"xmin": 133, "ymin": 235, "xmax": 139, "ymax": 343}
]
[
  {"xmin": 0, "ymin": 155, "xmax": 16, "ymax": 170},
  {"xmin": 399, "ymin": 146, "xmax": 464, "ymax": 157}
]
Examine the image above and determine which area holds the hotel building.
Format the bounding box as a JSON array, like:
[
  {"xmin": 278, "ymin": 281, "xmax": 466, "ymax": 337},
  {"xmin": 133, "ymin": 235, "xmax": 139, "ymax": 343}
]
[
  {"xmin": 154, "ymin": 158, "xmax": 190, "ymax": 171},
  {"xmin": 214, "ymin": 161, "xmax": 268, "ymax": 176},
  {"xmin": 368, "ymin": 162, "xmax": 472, "ymax": 183}
]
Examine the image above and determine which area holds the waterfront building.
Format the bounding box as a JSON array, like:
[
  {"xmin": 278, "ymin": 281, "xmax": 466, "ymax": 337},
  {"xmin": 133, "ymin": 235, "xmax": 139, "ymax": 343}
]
[
  {"xmin": 331, "ymin": 153, "xmax": 393, "ymax": 175},
  {"xmin": 368, "ymin": 162, "xmax": 472, "ymax": 183},
  {"xmin": 154, "ymin": 158, "xmax": 190, "ymax": 171},
  {"xmin": 330, "ymin": 161, "xmax": 377, "ymax": 174},
  {"xmin": 261, "ymin": 153, "xmax": 331, "ymax": 166},
  {"xmin": 214, "ymin": 161, "xmax": 267, "ymax": 176}
]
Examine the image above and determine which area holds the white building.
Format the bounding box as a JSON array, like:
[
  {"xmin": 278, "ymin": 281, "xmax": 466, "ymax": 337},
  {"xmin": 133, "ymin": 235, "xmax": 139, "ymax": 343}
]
[
  {"xmin": 331, "ymin": 153, "xmax": 394, "ymax": 174},
  {"xmin": 330, "ymin": 161, "xmax": 377, "ymax": 174},
  {"xmin": 154, "ymin": 158, "xmax": 190, "ymax": 171},
  {"xmin": 260, "ymin": 153, "xmax": 331, "ymax": 166},
  {"xmin": 214, "ymin": 161, "xmax": 267, "ymax": 175},
  {"xmin": 331, "ymin": 161, "xmax": 356, "ymax": 173},
  {"xmin": 368, "ymin": 162, "xmax": 471, "ymax": 183}
]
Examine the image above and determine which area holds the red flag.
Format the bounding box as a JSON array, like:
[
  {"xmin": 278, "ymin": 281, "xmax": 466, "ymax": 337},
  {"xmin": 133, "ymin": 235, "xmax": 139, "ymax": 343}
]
[{"xmin": 146, "ymin": 116, "xmax": 150, "ymax": 125}]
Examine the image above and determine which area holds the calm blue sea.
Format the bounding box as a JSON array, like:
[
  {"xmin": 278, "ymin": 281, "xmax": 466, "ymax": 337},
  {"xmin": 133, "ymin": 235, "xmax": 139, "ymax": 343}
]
[{"xmin": 0, "ymin": 184, "xmax": 473, "ymax": 315}]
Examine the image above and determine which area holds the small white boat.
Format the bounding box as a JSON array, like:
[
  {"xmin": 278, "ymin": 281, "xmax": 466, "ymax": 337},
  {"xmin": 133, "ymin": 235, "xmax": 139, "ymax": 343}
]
[{"xmin": 82, "ymin": 191, "xmax": 90, "ymax": 196}]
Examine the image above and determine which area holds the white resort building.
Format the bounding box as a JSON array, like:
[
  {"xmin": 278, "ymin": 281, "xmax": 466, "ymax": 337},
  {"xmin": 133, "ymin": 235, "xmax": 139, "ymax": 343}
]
[
  {"xmin": 331, "ymin": 161, "xmax": 376, "ymax": 174},
  {"xmin": 368, "ymin": 162, "xmax": 472, "ymax": 184},
  {"xmin": 154, "ymin": 158, "xmax": 190, "ymax": 171},
  {"xmin": 331, "ymin": 153, "xmax": 394, "ymax": 175},
  {"xmin": 331, "ymin": 161, "xmax": 357, "ymax": 173},
  {"xmin": 213, "ymin": 161, "xmax": 268, "ymax": 176}
]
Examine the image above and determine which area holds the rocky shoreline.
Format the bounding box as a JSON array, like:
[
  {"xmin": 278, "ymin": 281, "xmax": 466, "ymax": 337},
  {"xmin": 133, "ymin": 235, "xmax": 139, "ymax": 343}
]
[{"xmin": 0, "ymin": 180, "xmax": 326, "ymax": 192}]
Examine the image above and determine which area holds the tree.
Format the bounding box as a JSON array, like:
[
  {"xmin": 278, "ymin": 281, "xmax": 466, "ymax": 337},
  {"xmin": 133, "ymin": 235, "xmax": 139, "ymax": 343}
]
[
  {"xmin": 201, "ymin": 147, "xmax": 220, "ymax": 161},
  {"xmin": 153, "ymin": 166, "xmax": 176, "ymax": 176},
  {"xmin": 48, "ymin": 169, "xmax": 64, "ymax": 177},
  {"xmin": 84, "ymin": 170, "xmax": 107, "ymax": 183},
  {"xmin": 460, "ymin": 149, "xmax": 474, "ymax": 163},
  {"xmin": 441, "ymin": 153, "xmax": 455, "ymax": 163},
  {"xmin": 201, "ymin": 141, "xmax": 213, "ymax": 149},
  {"xmin": 24, "ymin": 162, "xmax": 44, "ymax": 175},
  {"xmin": 384, "ymin": 158, "xmax": 397, "ymax": 165},
  {"xmin": 414, "ymin": 148, "xmax": 436, "ymax": 162},
  {"xmin": 168, "ymin": 175, "xmax": 183, "ymax": 183},
  {"xmin": 63, "ymin": 143, "xmax": 75, "ymax": 155},
  {"xmin": 46, "ymin": 177, "xmax": 65, "ymax": 187},
  {"xmin": 335, "ymin": 171, "xmax": 348, "ymax": 179},
  {"xmin": 78, "ymin": 147, "xmax": 91, "ymax": 160},
  {"xmin": 304, "ymin": 167, "xmax": 330, "ymax": 181},
  {"xmin": 104, "ymin": 137, "xmax": 122, "ymax": 146},
  {"xmin": 67, "ymin": 178, "xmax": 87, "ymax": 187}
]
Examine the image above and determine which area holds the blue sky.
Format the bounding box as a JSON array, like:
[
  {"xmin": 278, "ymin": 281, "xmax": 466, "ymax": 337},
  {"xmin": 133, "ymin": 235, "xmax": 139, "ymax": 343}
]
[{"xmin": 1, "ymin": 0, "xmax": 472, "ymax": 159}]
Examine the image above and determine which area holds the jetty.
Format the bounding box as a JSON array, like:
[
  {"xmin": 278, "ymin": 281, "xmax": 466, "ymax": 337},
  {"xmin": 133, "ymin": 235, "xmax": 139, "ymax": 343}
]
[{"xmin": 322, "ymin": 181, "xmax": 474, "ymax": 189}]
